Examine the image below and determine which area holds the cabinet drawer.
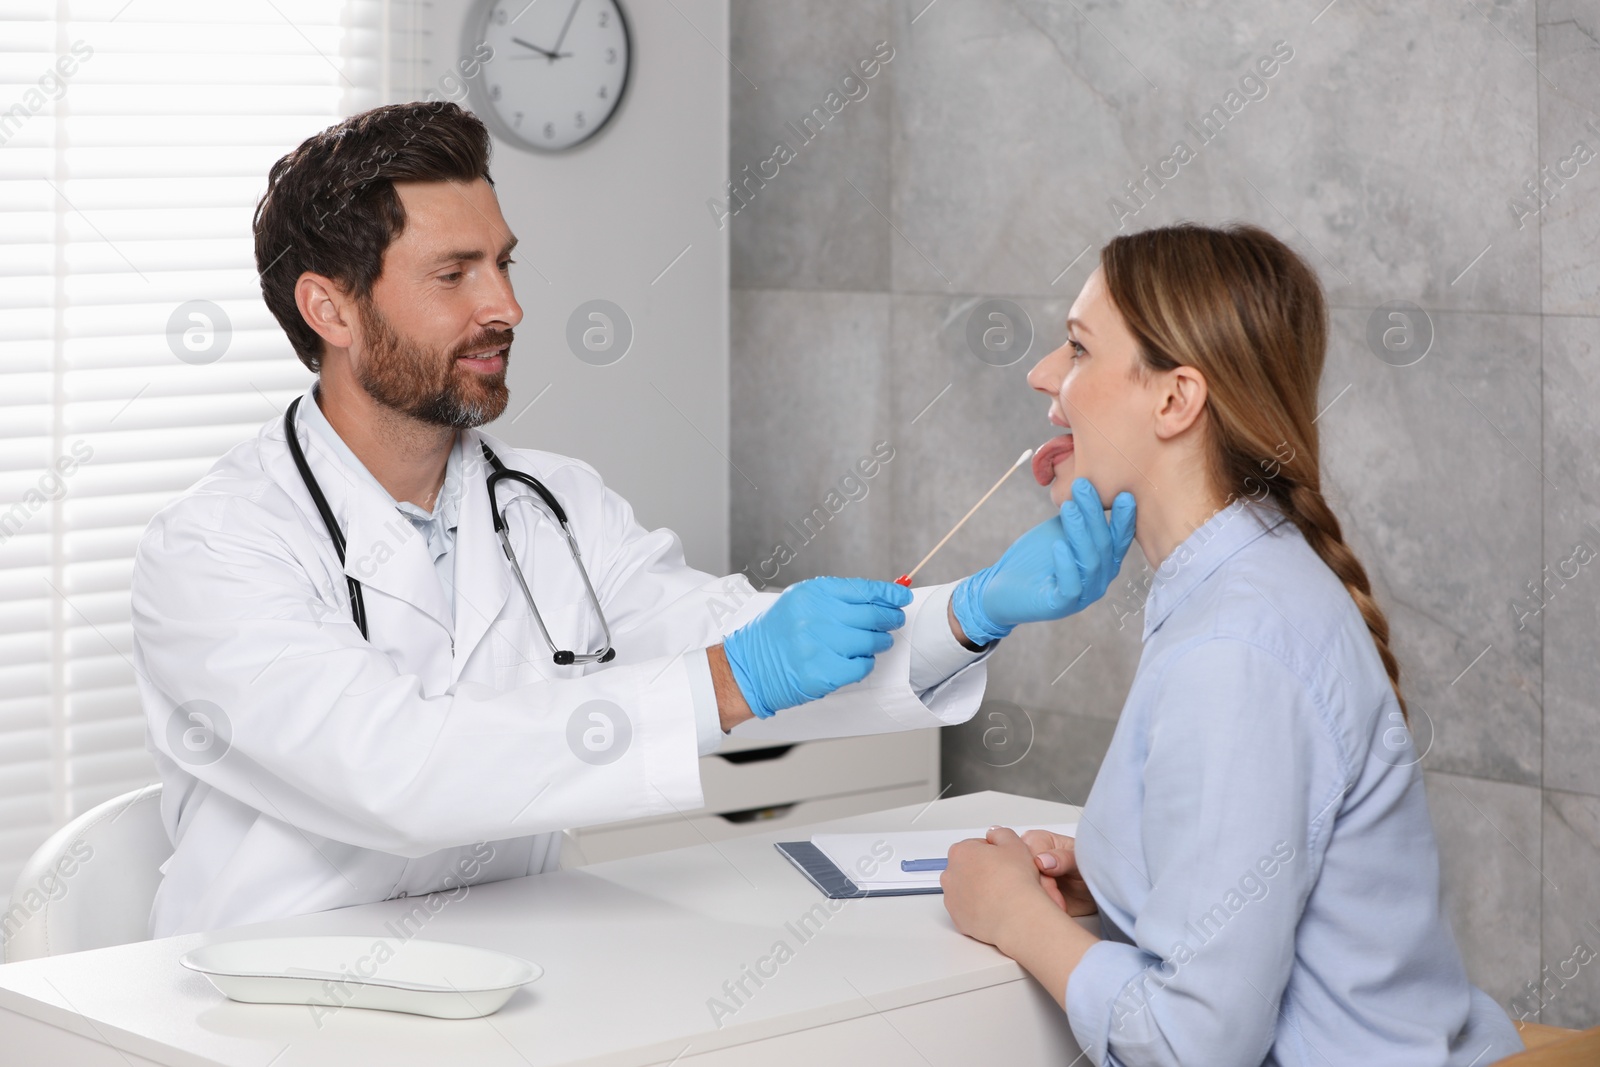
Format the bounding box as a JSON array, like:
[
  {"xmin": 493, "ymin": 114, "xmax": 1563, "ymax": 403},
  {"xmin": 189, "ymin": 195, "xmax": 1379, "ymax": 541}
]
[
  {"xmin": 567, "ymin": 783, "xmax": 936, "ymax": 866},
  {"xmin": 698, "ymin": 729, "xmax": 936, "ymax": 814}
]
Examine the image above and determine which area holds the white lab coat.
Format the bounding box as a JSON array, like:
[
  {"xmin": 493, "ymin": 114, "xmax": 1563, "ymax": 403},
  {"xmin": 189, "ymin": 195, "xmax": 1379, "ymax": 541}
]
[{"xmin": 131, "ymin": 400, "xmax": 989, "ymax": 938}]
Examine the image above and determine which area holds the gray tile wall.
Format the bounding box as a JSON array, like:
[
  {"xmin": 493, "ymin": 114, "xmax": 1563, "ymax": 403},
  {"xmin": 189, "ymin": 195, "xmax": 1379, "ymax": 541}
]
[{"xmin": 728, "ymin": 0, "xmax": 1600, "ymax": 1030}]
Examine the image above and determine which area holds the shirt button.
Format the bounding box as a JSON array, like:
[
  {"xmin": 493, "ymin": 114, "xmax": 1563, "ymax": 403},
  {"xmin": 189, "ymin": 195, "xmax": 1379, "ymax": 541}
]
[{"xmin": 395, "ymin": 890, "xmax": 408, "ymax": 899}]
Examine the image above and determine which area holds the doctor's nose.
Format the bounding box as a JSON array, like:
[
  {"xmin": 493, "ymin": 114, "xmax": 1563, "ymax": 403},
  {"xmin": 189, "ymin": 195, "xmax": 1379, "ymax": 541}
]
[{"xmin": 481, "ymin": 266, "xmax": 523, "ymax": 330}]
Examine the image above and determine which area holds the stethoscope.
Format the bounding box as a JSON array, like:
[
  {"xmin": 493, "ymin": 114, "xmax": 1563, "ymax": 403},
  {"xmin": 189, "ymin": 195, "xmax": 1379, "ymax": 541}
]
[{"xmin": 283, "ymin": 396, "xmax": 616, "ymax": 665}]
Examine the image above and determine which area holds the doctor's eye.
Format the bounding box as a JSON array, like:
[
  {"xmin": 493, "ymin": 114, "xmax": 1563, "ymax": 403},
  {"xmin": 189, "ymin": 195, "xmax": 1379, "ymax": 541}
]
[
  {"xmin": 499, "ymin": 258, "xmax": 515, "ymax": 272},
  {"xmin": 440, "ymin": 271, "xmax": 463, "ymax": 283}
]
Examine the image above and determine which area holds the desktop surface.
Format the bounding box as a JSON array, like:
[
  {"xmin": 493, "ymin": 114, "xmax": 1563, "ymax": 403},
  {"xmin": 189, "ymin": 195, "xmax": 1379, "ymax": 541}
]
[{"xmin": 0, "ymin": 790, "xmax": 1083, "ymax": 1066}]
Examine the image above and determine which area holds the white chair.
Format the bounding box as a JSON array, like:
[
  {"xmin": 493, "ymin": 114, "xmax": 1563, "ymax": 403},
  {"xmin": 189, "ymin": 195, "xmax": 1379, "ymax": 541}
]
[{"xmin": 3, "ymin": 784, "xmax": 170, "ymax": 963}]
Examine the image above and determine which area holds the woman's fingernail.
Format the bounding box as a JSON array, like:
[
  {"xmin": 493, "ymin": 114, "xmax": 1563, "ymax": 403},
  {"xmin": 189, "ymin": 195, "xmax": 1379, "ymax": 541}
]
[{"xmin": 1037, "ymin": 853, "xmax": 1058, "ymax": 870}]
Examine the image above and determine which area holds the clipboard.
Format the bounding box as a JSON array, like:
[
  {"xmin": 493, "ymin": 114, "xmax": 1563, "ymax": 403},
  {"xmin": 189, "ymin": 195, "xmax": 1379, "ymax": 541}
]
[
  {"xmin": 774, "ymin": 821, "xmax": 1078, "ymax": 899},
  {"xmin": 773, "ymin": 841, "xmax": 945, "ymax": 899}
]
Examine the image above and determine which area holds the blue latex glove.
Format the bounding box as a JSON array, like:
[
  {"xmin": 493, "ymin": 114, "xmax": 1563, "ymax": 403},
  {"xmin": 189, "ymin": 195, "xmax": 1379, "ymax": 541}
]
[
  {"xmin": 952, "ymin": 478, "xmax": 1137, "ymax": 646},
  {"xmin": 722, "ymin": 576, "xmax": 913, "ymax": 718}
]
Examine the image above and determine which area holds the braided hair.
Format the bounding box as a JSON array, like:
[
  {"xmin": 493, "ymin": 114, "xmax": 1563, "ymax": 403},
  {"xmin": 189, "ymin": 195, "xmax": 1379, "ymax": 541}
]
[{"xmin": 1101, "ymin": 223, "xmax": 1407, "ymax": 720}]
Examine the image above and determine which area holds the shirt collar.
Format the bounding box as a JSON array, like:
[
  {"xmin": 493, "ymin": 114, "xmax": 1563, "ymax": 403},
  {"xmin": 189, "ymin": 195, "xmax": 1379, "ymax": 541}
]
[
  {"xmin": 428, "ymin": 437, "xmax": 465, "ymax": 535},
  {"xmin": 300, "ymin": 384, "xmax": 463, "ymax": 532},
  {"xmin": 1141, "ymin": 499, "xmax": 1289, "ymax": 641}
]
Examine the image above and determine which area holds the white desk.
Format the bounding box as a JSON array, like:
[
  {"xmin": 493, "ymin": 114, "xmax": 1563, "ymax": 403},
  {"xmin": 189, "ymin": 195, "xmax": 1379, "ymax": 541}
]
[{"xmin": 0, "ymin": 790, "xmax": 1085, "ymax": 1066}]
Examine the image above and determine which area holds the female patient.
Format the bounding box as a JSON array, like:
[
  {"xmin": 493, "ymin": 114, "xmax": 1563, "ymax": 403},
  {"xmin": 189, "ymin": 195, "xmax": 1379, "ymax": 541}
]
[{"xmin": 940, "ymin": 224, "xmax": 1522, "ymax": 1066}]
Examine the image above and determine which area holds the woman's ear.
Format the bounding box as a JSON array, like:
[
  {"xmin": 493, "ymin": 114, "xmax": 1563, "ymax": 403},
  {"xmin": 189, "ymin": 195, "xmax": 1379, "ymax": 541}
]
[{"xmin": 1152, "ymin": 364, "xmax": 1208, "ymax": 441}]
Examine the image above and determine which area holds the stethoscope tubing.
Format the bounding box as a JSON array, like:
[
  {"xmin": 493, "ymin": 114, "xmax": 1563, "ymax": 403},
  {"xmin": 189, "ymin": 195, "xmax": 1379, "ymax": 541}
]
[
  {"xmin": 284, "ymin": 397, "xmax": 370, "ymax": 640},
  {"xmin": 282, "ymin": 396, "xmax": 614, "ymax": 664}
]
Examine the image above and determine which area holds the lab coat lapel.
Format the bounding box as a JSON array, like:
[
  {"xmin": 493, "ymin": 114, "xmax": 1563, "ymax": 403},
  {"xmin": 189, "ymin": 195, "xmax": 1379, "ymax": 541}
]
[
  {"xmin": 269, "ymin": 397, "xmax": 454, "ymax": 636},
  {"xmin": 450, "ymin": 431, "xmax": 512, "ymax": 682},
  {"xmin": 341, "ymin": 483, "xmax": 455, "ymax": 635}
]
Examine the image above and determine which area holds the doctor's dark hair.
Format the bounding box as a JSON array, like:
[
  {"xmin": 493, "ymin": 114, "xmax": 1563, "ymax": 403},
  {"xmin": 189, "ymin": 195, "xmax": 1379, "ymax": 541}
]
[
  {"xmin": 253, "ymin": 101, "xmax": 495, "ymax": 372},
  {"xmin": 1100, "ymin": 223, "xmax": 1408, "ymax": 722}
]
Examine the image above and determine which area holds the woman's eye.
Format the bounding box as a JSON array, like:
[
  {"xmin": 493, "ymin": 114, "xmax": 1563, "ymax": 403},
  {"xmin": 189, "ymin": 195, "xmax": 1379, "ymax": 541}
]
[{"xmin": 1069, "ymin": 340, "xmax": 1086, "ymax": 359}]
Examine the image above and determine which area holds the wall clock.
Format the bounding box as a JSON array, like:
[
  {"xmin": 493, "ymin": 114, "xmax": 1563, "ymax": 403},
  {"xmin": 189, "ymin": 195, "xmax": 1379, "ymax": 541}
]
[{"xmin": 468, "ymin": 0, "xmax": 632, "ymax": 153}]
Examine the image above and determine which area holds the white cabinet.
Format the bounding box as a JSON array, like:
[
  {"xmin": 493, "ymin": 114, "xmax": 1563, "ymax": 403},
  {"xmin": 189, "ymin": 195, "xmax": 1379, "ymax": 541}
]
[{"xmin": 564, "ymin": 729, "xmax": 941, "ymax": 865}]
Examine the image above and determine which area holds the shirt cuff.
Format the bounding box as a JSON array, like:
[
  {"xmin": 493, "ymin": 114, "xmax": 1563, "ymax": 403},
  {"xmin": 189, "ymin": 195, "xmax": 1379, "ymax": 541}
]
[
  {"xmin": 1065, "ymin": 937, "xmax": 1157, "ymax": 1066},
  {"xmin": 686, "ymin": 648, "xmax": 724, "ymax": 757},
  {"xmin": 906, "ymin": 583, "xmax": 988, "ymax": 694}
]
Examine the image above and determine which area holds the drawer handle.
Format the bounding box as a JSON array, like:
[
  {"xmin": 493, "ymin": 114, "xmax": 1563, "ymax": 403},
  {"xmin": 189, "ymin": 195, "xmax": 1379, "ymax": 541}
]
[
  {"xmin": 717, "ymin": 802, "xmax": 798, "ymax": 825},
  {"xmin": 715, "ymin": 744, "xmax": 796, "ymax": 765}
]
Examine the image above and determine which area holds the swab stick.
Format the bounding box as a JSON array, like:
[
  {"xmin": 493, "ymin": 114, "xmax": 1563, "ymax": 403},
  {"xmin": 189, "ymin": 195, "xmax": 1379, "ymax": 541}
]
[{"xmin": 895, "ymin": 449, "xmax": 1035, "ymax": 587}]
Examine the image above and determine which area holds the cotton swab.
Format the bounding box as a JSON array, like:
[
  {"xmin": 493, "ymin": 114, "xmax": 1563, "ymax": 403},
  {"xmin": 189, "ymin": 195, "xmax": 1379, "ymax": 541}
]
[{"xmin": 895, "ymin": 449, "xmax": 1035, "ymax": 587}]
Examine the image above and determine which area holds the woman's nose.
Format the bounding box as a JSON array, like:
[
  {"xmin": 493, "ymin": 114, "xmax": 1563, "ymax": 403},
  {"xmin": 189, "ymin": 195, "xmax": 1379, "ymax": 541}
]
[{"xmin": 1027, "ymin": 344, "xmax": 1069, "ymax": 396}]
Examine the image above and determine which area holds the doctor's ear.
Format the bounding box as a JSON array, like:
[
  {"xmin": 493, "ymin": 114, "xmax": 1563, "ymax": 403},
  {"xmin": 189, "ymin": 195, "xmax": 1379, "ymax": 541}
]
[
  {"xmin": 294, "ymin": 272, "xmax": 357, "ymax": 354},
  {"xmin": 1152, "ymin": 364, "xmax": 1209, "ymax": 441}
]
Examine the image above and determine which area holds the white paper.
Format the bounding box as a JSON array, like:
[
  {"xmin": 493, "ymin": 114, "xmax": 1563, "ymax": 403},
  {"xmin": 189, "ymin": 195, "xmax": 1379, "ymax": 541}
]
[{"xmin": 811, "ymin": 822, "xmax": 1079, "ymax": 891}]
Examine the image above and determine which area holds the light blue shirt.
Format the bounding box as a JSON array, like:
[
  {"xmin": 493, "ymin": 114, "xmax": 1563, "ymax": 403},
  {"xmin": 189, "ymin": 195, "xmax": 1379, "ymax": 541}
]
[
  {"xmin": 298, "ymin": 389, "xmax": 984, "ymax": 757},
  {"xmin": 1067, "ymin": 501, "xmax": 1522, "ymax": 1066}
]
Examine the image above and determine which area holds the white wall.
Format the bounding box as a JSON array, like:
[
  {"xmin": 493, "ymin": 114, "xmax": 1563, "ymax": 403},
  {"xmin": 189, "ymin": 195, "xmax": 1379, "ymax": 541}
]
[{"xmin": 415, "ymin": 0, "xmax": 731, "ymax": 574}]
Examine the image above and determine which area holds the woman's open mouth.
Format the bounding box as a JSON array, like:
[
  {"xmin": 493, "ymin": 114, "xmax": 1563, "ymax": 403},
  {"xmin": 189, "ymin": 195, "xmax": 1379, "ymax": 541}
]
[{"xmin": 1032, "ymin": 432, "xmax": 1074, "ymax": 486}]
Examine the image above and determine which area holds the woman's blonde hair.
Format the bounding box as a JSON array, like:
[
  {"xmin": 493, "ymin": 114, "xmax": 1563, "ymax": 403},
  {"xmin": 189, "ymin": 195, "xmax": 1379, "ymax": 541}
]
[{"xmin": 1101, "ymin": 223, "xmax": 1406, "ymax": 719}]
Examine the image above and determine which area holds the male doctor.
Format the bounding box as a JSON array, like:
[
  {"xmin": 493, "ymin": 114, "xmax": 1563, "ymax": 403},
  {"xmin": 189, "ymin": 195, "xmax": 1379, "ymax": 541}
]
[{"xmin": 130, "ymin": 102, "xmax": 1136, "ymax": 938}]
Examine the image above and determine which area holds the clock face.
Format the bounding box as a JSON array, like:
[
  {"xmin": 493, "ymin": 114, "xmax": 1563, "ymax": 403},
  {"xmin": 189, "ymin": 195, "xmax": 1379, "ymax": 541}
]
[{"xmin": 472, "ymin": 0, "xmax": 631, "ymax": 152}]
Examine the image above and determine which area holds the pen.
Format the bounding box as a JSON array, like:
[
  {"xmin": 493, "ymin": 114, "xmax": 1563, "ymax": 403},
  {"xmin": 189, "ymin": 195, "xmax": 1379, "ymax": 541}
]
[{"xmin": 900, "ymin": 858, "xmax": 947, "ymax": 872}]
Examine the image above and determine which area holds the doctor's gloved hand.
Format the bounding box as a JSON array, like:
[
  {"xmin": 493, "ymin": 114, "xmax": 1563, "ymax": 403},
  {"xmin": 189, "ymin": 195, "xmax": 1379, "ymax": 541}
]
[
  {"xmin": 721, "ymin": 576, "xmax": 913, "ymax": 719},
  {"xmin": 951, "ymin": 477, "xmax": 1136, "ymax": 646}
]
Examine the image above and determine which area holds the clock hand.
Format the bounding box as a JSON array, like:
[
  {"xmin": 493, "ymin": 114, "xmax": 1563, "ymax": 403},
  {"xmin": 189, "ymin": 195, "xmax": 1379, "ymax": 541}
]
[
  {"xmin": 510, "ymin": 35, "xmax": 569, "ymax": 59},
  {"xmin": 549, "ymin": 0, "xmax": 583, "ymax": 57}
]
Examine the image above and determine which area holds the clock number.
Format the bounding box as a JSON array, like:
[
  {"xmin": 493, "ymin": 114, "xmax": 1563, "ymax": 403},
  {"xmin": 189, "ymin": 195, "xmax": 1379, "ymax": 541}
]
[{"xmin": 482, "ymin": 1, "xmax": 625, "ymax": 151}]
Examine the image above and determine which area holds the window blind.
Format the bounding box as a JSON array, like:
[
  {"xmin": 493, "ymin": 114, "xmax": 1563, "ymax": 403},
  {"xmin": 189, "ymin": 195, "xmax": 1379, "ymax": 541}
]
[{"xmin": 0, "ymin": 0, "xmax": 405, "ymax": 896}]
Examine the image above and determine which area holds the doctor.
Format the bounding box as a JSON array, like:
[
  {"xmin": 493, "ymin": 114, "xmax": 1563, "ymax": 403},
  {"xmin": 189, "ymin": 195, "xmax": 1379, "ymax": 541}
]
[{"xmin": 130, "ymin": 101, "xmax": 1136, "ymax": 938}]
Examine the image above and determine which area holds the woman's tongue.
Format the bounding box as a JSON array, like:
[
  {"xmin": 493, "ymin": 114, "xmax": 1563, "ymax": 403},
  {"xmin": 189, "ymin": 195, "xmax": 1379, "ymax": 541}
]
[{"xmin": 1032, "ymin": 433, "xmax": 1074, "ymax": 486}]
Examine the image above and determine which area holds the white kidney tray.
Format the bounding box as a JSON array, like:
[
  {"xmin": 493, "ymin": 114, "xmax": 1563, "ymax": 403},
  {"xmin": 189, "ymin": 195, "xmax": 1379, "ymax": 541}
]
[{"xmin": 181, "ymin": 935, "xmax": 542, "ymax": 1019}]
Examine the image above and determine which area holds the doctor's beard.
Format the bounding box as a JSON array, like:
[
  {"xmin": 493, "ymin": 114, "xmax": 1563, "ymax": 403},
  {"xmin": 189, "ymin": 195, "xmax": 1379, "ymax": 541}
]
[{"xmin": 354, "ymin": 296, "xmax": 512, "ymax": 429}]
